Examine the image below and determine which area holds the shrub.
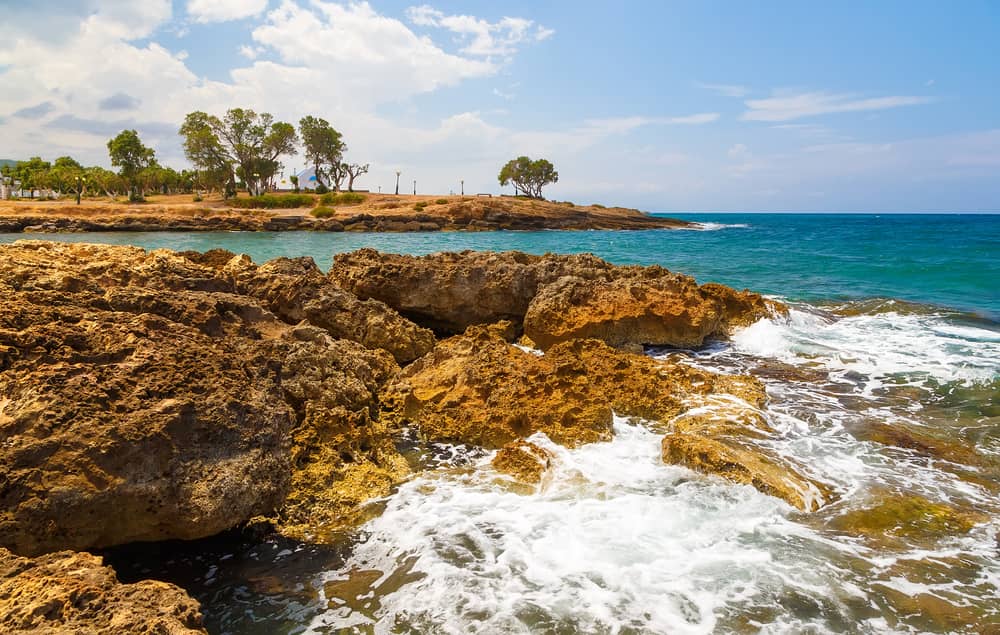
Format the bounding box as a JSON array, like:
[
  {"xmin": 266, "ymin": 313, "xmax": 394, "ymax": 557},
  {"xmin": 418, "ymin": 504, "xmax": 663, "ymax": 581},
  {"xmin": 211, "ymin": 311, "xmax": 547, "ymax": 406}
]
[
  {"xmin": 228, "ymin": 193, "xmax": 315, "ymax": 209},
  {"xmin": 319, "ymin": 192, "xmax": 366, "ymax": 206},
  {"xmin": 413, "ymin": 201, "xmax": 428, "ymax": 211},
  {"xmin": 193, "ymin": 193, "xmax": 203, "ymax": 202},
  {"xmin": 591, "ymin": 203, "xmax": 605, "ymax": 209},
  {"xmin": 435, "ymin": 198, "xmax": 449, "ymax": 205},
  {"xmin": 315, "ymin": 183, "xmax": 329, "ymax": 194},
  {"xmin": 311, "ymin": 206, "xmax": 335, "ymax": 218}
]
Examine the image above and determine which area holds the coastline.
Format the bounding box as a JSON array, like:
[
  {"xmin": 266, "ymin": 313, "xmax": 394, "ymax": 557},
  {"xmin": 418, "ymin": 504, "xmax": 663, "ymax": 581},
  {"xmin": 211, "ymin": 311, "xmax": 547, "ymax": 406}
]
[{"xmin": 0, "ymin": 194, "xmax": 693, "ymax": 233}]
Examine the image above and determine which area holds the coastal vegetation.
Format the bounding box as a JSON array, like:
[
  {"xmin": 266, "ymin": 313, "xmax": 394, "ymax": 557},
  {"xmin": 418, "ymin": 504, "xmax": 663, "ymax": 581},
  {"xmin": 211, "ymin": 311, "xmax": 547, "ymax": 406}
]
[{"xmin": 498, "ymin": 156, "xmax": 559, "ymax": 199}]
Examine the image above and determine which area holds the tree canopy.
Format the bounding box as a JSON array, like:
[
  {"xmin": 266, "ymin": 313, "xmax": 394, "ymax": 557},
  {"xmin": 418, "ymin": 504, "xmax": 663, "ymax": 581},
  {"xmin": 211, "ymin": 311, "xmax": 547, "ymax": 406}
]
[
  {"xmin": 180, "ymin": 108, "xmax": 298, "ymax": 196},
  {"xmin": 498, "ymin": 156, "xmax": 558, "ymax": 199},
  {"xmin": 299, "ymin": 116, "xmax": 345, "ymax": 190},
  {"xmin": 107, "ymin": 129, "xmax": 155, "ymax": 199}
]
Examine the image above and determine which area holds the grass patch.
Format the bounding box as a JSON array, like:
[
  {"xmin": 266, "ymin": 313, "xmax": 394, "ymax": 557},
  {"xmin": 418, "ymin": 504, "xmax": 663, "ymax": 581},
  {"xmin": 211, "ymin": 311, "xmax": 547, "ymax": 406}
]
[
  {"xmin": 434, "ymin": 198, "xmax": 449, "ymax": 205},
  {"xmin": 229, "ymin": 193, "xmax": 315, "ymax": 209},
  {"xmin": 311, "ymin": 206, "xmax": 336, "ymax": 218},
  {"xmin": 591, "ymin": 203, "xmax": 605, "ymax": 209},
  {"xmin": 413, "ymin": 201, "xmax": 428, "ymax": 211},
  {"xmin": 319, "ymin": 192, "xmax": 366, "ymax": 206}
]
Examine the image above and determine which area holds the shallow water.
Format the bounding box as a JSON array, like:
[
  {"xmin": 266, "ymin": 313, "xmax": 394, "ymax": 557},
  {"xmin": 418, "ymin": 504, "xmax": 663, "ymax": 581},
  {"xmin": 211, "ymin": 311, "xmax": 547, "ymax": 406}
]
[{"xmin": 44, "ymin": 215, "xmax": 997, "ymax": 633}]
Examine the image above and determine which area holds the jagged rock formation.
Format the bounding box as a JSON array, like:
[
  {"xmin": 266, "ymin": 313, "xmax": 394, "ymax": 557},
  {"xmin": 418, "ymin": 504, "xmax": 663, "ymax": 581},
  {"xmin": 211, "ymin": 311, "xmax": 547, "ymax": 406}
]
[
  {"xmin": 0, "ymin": 241, "xmax": 416, "ymax": 555},
  {"xmin": 331, "ymin": 249, "xmax": 783, "ymax": 348},
  {"xmin": 0, "ymin": 547, "xmax": 206, "ymax": 634}
]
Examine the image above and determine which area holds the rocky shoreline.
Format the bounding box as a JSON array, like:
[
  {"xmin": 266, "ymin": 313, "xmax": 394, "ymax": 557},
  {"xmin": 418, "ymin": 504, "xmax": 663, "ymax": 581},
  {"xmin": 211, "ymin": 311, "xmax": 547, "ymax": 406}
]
[
  {"xmin": 1, "ymin": 240, "xmax": 820, "ymax": 631},
  {"xmin": 0, "ymin": 196, "xmax": 694, "ymax": 233}
]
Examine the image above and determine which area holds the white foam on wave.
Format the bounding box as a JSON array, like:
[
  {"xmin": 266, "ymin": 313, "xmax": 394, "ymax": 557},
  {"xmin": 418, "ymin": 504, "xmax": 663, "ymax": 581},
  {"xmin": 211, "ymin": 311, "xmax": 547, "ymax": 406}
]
[
  {"xmin": 688, "ymin": 222, "xmax": 750, "ymax": 231},
  {"xmin": 308, "ymin": 418, "xmax": 841, "ymax": 634},
  {"xmin": 730, "ymin": 307, "xmax": 1000, "ymax": 391}
]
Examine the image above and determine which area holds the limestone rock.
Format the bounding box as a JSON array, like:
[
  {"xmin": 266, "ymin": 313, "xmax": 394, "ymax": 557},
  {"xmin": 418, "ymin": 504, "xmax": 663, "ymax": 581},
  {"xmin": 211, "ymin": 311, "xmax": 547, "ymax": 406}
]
[
  {"xmin": 523, "ymin": 274, "xmax": 722, "ymax": 350},
  {"xmin": 331, "ymin": 249, "xmax": 784, "ymax": 348},
  {"xmin": 0, "ymin": 547, "xmax": 206, "ymax": 634},
  {"xmin": 231, "ymin": 256, "xmax": 435, "ymax": 364},
  {"xmin": 0, "ymin": 241, "xmax": 407, "ymax": 554},
  {"xmin": 383, "ymin": 323, "xmax": 767, "ymax": 449},
  {"xmin": 492, "ymin": 441, "xmax": 553, "ymax": 484}
]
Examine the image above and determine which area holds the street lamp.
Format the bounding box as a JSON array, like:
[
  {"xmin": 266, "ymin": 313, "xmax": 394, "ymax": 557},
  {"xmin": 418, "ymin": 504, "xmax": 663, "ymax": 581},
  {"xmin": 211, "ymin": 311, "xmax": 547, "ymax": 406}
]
[
  {"xmin": 75, "ymin": 176, "xmax": 87, "ymax": 205},
  {"xmin": 395, "ymin": 171, "xmax": 401, "ymax": 195},
  {"xmin": 413, "ymin": 180, "xmax": 416, "ymax": 196},
  {"xmin": 460, "ymin": 180, "xmax": 464, "ymax": 196},
  {"xmin": 253, "ymin": 172, "xmax": 261, "ymax": 195}
]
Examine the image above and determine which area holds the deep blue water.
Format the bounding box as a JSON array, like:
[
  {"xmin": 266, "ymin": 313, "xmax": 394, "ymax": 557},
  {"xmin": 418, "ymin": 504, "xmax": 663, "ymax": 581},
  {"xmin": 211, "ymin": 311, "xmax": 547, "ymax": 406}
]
[{"xmin": 2, "ymin": 213, "xmax": 997, "ymax": 319}]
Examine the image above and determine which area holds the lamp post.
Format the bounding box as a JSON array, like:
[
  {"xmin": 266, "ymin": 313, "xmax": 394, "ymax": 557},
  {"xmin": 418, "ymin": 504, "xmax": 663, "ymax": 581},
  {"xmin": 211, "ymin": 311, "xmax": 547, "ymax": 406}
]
[
  {"xmin": 253, "ymin": 172, "xmax": 261, "ymax": 196},
  {"xmin": 394, "ymin": 171, "xmax": 401, "ymax": 195},
  {"xmin": 75, "ymin": 175, "xmax": 83, "ymax": 205},
  {"xmin": 460, "ymin": 180, "xmax": 464, "ymax": 196},
  {"xmin": 413, "ymin": 180, "xmax": 416, "ymax": 196}
]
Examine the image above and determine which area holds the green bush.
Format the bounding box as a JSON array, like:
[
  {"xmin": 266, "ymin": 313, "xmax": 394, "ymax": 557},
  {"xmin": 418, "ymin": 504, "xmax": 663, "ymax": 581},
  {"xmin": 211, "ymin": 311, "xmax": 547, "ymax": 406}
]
[
  {"xmin": 591, "ymin": 203, "xmax": 605, "ymax": 209},
  {"xmin": 413, "ymin": 201, "xmax": 428, "ymax": 211},
  {"xmin": 193, "ymin": 193, "xmax": 203, "ymax": 202},
  {"xmin": 434, "ymin": 198, "xmax": 449, "ymax": 205},
  {"xmin": 229, "ymin": 193, "xmax": 315, "ymax": 209},
  {"xmin": 319, "ymin": 192, "xmax": 366, "ymax": 206},
  {"xmin": 315, "ymin": 183, "xmax": 329, "ymax": 194},
  {"xmin": 311, "ymin": 206, "xmax": 335, "ymax": 218}
]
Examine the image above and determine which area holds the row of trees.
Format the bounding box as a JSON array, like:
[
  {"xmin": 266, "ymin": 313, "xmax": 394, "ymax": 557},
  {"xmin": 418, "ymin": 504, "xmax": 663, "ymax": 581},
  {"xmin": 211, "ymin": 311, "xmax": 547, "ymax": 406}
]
[
  {"xmin": 0, "ymin": 152, "xmax": 200, "ymax": 201},
  {"xmin": 179, "ymin": 109, "xmax": 369, "ymax": 197}
]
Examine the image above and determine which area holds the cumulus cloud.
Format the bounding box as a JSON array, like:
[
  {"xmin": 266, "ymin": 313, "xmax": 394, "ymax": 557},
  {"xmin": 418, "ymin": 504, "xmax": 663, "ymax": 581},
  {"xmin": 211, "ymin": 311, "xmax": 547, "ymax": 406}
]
[
  {"xmin": 187, "ymin": 0, "xmax": 269, "ymax": 24},
  {"xmin": 98, "ymin": 92, "xmax": 142, "ymax": 111},
  {"xmin": 11, "ymin": 102, "xmax": 56, "ymax": 119},
  {"xmin": 742, "ymin": 91, "xmax": 935, "ymax": 122},
  {"xmin": 406, "ymin": 4, "xmax": 553, "ymax": 56}
]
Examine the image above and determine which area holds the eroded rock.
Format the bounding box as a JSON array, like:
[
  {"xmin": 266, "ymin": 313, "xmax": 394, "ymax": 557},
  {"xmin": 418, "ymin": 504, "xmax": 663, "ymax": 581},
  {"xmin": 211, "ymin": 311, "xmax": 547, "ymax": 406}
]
[
  {"xmin": 0, "ymin": 547, "xmax": 206, "ymax": 634},
  {"xmin": 492, "ymin": 440, "xmax": 553, "ymax": 484}
]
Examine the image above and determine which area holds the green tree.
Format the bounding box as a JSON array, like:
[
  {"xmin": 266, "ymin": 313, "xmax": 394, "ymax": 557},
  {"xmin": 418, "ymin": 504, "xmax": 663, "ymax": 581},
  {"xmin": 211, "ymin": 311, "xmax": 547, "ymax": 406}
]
[
  {"xmin": 47, "ymin": 157, "xmax": 86, "ymax": 201},
  {"xmin": 498, "ymin": 156, "xmax": 559, "ymax": 199},
  {"xmin": 14, "ymin": 157, "xmax": 52, "ymax": 199},
  {"xmin": 107, "ymin": 129, "xmax": 155, "ymax": 201},
  {"xmin": 179, "ymin": 108, "xmax": 298, "ymax": 197},
  {"xmin": 85, "ymin": 166, "xmax": 125, "ymax": 199},
  {"xmin": 298, "ymin": 116, "xmax": 345, "ymax": 190}
]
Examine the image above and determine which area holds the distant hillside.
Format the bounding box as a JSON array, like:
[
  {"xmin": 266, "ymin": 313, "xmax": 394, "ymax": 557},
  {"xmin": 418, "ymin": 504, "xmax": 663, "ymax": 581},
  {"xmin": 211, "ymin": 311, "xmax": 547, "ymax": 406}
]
[{"xmin": 0, "ymin": 159, "xmax": 19, "ymax": 169}]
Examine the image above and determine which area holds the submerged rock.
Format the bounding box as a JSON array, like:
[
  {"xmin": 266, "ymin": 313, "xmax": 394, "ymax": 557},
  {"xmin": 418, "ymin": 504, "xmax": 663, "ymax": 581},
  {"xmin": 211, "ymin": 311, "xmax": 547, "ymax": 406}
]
[
  {"xmin": 0, "ymin": 242, "xmax": 407, "ymax": 555},
  {"xmin": 658, "ymin": 397, "xmax": 835, "ymax": 512},
  {"xmin": 829, "ymin": 490, "xmax": 987, "ymax": 542},
  {"xmin": 0, "ymin": 547, "xmax": 206, "ymax": 634},
  {"xmin": 331, "ymin": 249, "xmax": 783, "ymax": 349}
]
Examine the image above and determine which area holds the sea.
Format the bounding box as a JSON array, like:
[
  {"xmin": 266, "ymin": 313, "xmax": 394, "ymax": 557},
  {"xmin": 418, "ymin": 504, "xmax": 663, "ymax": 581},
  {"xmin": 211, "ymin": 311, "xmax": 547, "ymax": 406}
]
[{"xmin": 3, "ymin": 212, "xmax": 998, "ymax": 634}]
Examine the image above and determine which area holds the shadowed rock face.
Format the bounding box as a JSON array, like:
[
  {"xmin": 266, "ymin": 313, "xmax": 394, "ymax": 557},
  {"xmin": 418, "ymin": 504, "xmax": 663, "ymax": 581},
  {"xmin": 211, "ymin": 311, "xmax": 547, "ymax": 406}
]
[
  {"xmin": 331, "ymin": 249, "xmax": 783, "ymax": 348},
  {"xmin": 0, "ymin": 241, "xmax": 409, "ymax": 555},
  {"xmin": 0, "ymin": 547, "xmax": 206, "ymax": 634}
]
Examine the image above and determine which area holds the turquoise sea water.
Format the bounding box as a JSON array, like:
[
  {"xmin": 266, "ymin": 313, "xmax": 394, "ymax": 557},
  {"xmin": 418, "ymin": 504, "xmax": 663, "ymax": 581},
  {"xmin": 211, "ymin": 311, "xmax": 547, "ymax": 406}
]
[
  {"xmin": 3, "ymin": 213, "xmax": 997, "ymax": 319},
  {"xmin": 6, "ymin": 214, "xmax": 1000, "ymax": 633}
]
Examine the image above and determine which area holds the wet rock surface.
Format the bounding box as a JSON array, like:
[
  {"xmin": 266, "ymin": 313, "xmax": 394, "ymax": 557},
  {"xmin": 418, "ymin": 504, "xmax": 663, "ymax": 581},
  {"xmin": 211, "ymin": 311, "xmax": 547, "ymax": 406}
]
[{"xmin": 0, "ymin": 547, "xmax": 206, "ymax": 634}]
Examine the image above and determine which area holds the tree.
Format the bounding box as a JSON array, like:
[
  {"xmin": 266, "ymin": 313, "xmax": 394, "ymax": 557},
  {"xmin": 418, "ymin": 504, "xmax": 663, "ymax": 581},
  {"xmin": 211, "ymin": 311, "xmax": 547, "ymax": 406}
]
[
  {"xmin": 14, "ymin": 157, "xmax": 51, "ymax": 199},
  {"xmin": 47, "ymin": 157, "xmax": 85, "ymax": 201},
  {"xmin": 298, "ymin": 116, "xmax": 345, "ymax": 190},
  {"xmin": 107, "ymin": 129, "xmax": 155, "ymax": 201},
  {"xmin": 180, "ymin": 108, "xmax": 298, "ymax": 197},
  {"xmin": 344, "ymin": 162, "xmax": 369, "ymax": 192},
  {"xmin": 498, "ymin": 156, "xmax": 558, "ymax": 199}
]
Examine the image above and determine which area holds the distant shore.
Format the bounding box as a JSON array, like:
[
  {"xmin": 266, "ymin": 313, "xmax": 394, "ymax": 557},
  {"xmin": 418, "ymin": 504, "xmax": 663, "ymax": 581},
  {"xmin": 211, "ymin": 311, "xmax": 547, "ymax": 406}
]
[{"xmin": 0, "ymin": 193, "xmax": 693, "ymax": 233}]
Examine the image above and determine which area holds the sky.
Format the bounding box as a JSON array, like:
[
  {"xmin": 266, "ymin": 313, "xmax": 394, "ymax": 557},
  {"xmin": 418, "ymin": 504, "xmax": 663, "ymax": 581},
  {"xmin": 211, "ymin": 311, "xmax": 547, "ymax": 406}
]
[{"xmin": 0, "ymin": 0, "xmax": 998, "ymax": 211}]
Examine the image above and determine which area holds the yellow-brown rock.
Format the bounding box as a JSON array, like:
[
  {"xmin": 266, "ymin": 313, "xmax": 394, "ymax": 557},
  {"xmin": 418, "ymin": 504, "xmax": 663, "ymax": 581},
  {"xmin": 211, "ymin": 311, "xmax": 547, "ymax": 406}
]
[
  {"xmin": 0, "ymin": 241, "xmax": 408, "ymax": 555},
  {"xmin": 332, "ymin": 249, "xmax": 784, "ymax": 349},
  {"xmin": 661, "ymin": 401, "xmax": 835, "ymax": 511},
  {"xmin": 492, "ymin": 441, "xmax": 553, "ymax": 484},
  {"xmin": 829, "ymin": 490, "xmax": 987, "ymax": 542},
  {"xmin": 0, "ymin": 547, "xmax": 206, "ymax": 634},
  {"xmin": 384, "ymin": 323, "xmax": 767, "ymax": 449}
]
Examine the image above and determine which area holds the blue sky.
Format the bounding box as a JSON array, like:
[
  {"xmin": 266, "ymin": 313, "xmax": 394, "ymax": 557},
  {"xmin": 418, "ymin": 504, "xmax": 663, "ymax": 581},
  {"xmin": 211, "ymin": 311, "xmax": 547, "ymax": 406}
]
[{"xmin": 0, "ymin": 0, "xmax": 997, "ymax": 210}]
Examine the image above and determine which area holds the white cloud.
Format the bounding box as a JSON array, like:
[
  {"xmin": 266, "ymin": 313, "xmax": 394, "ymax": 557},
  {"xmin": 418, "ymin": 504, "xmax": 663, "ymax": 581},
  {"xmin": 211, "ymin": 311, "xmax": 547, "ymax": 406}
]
[
  {"xmin": 742, "ymin": 91, "xmax": 935, "ymax": 122},
  {"xmin": 405, "ymin": 5, "xmax": 553, "ymax": 56},
  {"xmin": 187, "ymin": 0, "xmax": 269, "ymax": 24},
  {"xmin": 698, "ymin": 82, "xmax": 749, "ymax": 98}
]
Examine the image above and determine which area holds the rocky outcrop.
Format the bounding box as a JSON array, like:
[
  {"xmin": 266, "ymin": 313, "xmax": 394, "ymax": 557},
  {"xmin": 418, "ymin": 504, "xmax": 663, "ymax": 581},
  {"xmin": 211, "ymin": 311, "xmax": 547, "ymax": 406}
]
[
  {"xmin": 523, "ymin": 274, "xmax": 722, "ymax": 350},
  {"xmin": 331, "ymin": 249, "xmax": 783, "ymax": 348},
  {"xmin": 0, "ymin": 547, "xmax": 206, "ymax": 634},
  {"xmin": 492, "ymin": 441, "xmax": 553, "ymax": 484},
  {"xmin": 0, "ymin": 241, "xmax": 408, "ymax": 555},
  {"xmin": 229, "ymin": 255, "xmax": 435, "ymax": 364},
  {"xmin": 383, "ymin": 323, "xmax": 767, "ymax": 449}
]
